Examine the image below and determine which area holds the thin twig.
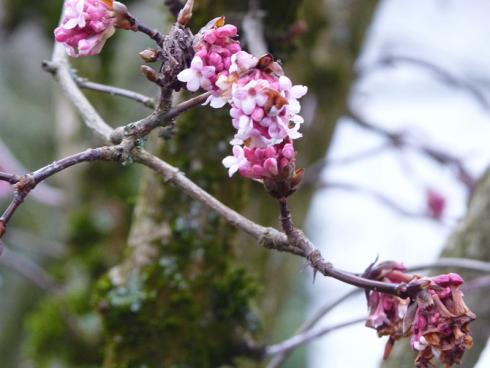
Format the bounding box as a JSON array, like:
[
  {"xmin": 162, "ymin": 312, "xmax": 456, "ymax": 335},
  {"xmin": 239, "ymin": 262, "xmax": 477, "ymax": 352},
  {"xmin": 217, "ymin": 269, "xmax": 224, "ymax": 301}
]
[
  {"xmin": 0, "ymin": 240, "xmax": 60, "ymax": 292},
  {"xmin": 348, "ymin": 111, "xmax": 476, "ymax": 191},
  {"xmin": 0, "ymin": 146, "xmax": 119, "ymax": 236},
  {"xmin": 0, "ymin": 172, "xmax": 19, "ymax": 184},
  {"xmin": 0, "ymin": 138, "xmax": 66, "ymax": 206},
  {"xmin": 267, "ymin": 289, "xmax": 359, "ymax": 368},
  {"xmin": 265, "ymin": 317, "xmax": 365, "ymax": 358},
  {"xmin": 112, "ymin": 92, "xmax": 211, "ymax": 142},
  {"xmin": 362, "ymin": 54, "xmax": 490, "ymax": 111},
  {"xmin": 69, "ymin": 68, "xmax": 156, "ymax": 109},
  {"xmin": 317, "ymin": 180, "xmax": 445, "ymax": 223},
  {"xmin": 45, "ymin": 43, "xmax": 114, "ymax": 143},
  {"xmin": 407, "ymin": 258, "xmax": 490, "ymax": 274},
  {"xmin": 135, "ymin": 23, "xmax": 165, "ymax": 45},
  {"xmin": 6, "ymin": 228, "xmax": 65, "ymax": 258}
]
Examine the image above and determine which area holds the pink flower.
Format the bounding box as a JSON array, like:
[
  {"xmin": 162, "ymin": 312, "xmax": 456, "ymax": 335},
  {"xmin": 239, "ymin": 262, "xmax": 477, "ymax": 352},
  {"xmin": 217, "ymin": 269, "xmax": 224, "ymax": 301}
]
[
  {"xmin": 177, "ymin": 56, "xmax": 215, "ymax": 92},
  {"xmin": 54, "ymin": 0, "xmax": 130, "ymax": 57},
  {"xmin": 410, "ymin": 273, "xmax": 475, "ymax": 368},
  {"xmin": 178, "ymin": 19, "xmax": 246, "ymax": 108},
  {"xmin": 178, "ymin": 19, "xmax": 308, "ymax": 191}
]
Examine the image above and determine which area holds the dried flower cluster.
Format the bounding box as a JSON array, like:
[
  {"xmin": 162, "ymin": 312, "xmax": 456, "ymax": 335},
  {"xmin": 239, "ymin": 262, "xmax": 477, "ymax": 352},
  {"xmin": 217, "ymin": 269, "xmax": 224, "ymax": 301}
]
[
  {"xmin": 410, "ymin": 273, "xmax": 475, "ymax": 367},
  {"xmin": 54, "ymin": 0, "xmax": 133, "ymax": 57},
  {"xmin": 177, "ymin": 18, "xmax": 307, "ymax": 190},
  {"xmin": 365, "ymin": 264, "xmax": 475, "ymax": 368}
]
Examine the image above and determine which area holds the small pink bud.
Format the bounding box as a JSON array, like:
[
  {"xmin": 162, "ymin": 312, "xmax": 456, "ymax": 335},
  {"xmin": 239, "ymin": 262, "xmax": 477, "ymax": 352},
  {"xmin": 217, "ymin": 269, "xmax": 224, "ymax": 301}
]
[
  {"xmin": 216, "ymin": 24, "xmax": 238, "ymax": 38},
  {"xmin": 264, "ymin": 158, "xmax": 279, "ymax": 176},
  {"xmin": 426, "ymin": 188, "xmax": 446, "ymax": 220}
]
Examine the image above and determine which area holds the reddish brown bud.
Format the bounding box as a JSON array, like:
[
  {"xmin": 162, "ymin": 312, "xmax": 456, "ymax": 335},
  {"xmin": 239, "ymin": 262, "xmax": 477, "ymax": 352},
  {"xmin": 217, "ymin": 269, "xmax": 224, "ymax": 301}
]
[
  {"xmin": 177, "ymin": 0, "xmax": 194, "ymax": 26},
  {"xmin": 0, "ymin": 221, "xmax": 6, "ymax": 238},
  {"xmin": 140, "ymin": 65, "xmax": 159, "ymax": 83},
  {"xmin": 113, "ymin": 1, "xmax": 136, "ymax": 31}
]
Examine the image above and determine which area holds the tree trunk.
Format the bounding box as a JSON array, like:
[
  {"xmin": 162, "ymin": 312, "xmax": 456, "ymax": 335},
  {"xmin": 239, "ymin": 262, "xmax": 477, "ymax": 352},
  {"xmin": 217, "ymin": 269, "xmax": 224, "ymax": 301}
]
[{"xmin": 97, "ymin": 1, "xmax": 379, "ymax": 367}]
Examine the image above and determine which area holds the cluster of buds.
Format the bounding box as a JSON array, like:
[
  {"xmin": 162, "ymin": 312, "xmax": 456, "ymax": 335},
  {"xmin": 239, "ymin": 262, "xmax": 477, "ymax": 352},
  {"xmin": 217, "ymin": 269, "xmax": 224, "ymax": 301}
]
[
  {"xmin": 365, "ymin": 263, "xmax": 475, "ymax": 367},
  {"xmin": 54, "ymin": 0, "xmax": 134, "ymax": 57},
  {"xmin": 177, "ymin": 18, "xmax": 307, "ymax": 197}
]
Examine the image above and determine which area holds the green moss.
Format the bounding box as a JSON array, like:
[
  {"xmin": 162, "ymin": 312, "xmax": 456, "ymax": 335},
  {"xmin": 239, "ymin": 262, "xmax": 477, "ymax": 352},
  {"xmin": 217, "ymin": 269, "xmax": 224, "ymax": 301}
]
[{"xmin": 23, "ymin": 294, "xmax": 103, "ymax": 368}]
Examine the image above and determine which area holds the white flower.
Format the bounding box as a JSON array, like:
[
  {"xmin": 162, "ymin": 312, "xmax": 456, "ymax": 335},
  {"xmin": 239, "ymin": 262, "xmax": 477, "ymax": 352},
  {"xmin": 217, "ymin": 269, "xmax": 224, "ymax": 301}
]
[
  {"xmin": 177, "ymin": 56, "xmax": 215, "ymax": 92},
  {"xmin": 203, "ymin": 94, "xmax": 228, "ymax": 109},
  {"xmin": 279, "ymin": 76, "xmax": 308, "ymax": 114},
  {"xmin": 222, "ymin": 145, "xmax": 248, "ymax": 177},
  {"xmin": 63, "ymin": 0, "xmax": 87, "ymax": 29},
  {"xmin": 229, "ymin": 51, "xmax": 258, "ymax": 74}
]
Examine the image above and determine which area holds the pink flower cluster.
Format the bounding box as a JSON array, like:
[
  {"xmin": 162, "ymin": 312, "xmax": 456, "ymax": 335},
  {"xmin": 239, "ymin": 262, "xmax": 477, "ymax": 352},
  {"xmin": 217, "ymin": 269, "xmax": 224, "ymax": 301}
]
[
  {"xmin": 54, "ymin": 0, "xmax": 131, "ymax": 57},
  {"xmin": 365, "ymin": 264, "xmax": 475, "ymax": 367},
  {"xmin": 411, "ymin": 273, "xmax": 475, "ymax": 368},
  {"xmin": 177, "ymin": 18, "xmax": 307, "ymax": 183}
]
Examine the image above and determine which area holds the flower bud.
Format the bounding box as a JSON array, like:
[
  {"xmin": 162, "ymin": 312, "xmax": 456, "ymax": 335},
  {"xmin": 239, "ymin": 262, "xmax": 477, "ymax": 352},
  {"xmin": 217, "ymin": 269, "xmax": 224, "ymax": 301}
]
[{"xmin": 139, "ymin": 49, "xmax": 160, "ymax": 62}]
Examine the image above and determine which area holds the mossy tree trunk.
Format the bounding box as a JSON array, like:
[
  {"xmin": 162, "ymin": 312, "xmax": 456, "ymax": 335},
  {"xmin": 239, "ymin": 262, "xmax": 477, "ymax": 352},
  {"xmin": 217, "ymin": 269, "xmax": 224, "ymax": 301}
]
[{"xmin": 97, "ymin": 1, "xmax": 380, "ymax": 367}]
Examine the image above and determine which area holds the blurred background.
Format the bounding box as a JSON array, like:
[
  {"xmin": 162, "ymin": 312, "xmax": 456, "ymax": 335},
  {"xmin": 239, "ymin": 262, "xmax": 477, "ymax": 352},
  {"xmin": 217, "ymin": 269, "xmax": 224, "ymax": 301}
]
[{"xmin": 1, "ymin": 0, "xmax": 489, "ymax": 367}]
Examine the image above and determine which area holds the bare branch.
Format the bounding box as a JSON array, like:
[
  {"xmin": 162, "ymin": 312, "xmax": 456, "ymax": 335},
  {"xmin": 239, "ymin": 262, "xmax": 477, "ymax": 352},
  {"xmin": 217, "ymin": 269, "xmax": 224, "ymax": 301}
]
[
  {"xmin": 0, "ymin": 240, "xmax": 60, "ymax": 292},
  {"xmin": 135, "ymin": 149, "xmax": 422, "ymax": 298},
  {"xmin": 0, "ymin": 172, "xmax": 19, "ymax": 184},
  {"xmin": 265, "ymin": 317, "xmax": 365, "ymax": 358},
  {"xmin": 48, "ymin": 64, "xmax": 156, "ymax": 109},
  {"xmin": 0, "ymin": 138, "xmax": 66, "ymax": 206},
  {"xmin": 44, "ymin": 43, "xmax": 114, "ymax": 143},
  {"xmin": 0, "ymin": 146, "xmax": 120, "ymax": 236},
  {"xmin": 267, "ymin": 289, "xmax": 359, "ymax": 368},
  {"xmin": 112, "ymin": 92, "xmax": 211, "ymax": 142},
  {"xmin": 317, "ymin": 180, "xmax": 445, "ymax": 223},
  {"xmin": 407, "ymin": 258, "xmax": 490, "ymax": 274},
  {"xmin": 135, "ymin": 23, "xmax": 165, "ymax": 45},
  {"xmin": 6, "ymin": 228, "xmax": 65, "ymax": 258},
  {"xmin": 362, "ymin": 54, "xmax": 490, "ymax": 111},
  {"xmin": 132, "ymin": 148, "xmax": 294, "ymax": 249},
  {"xmin": 348, "ymin": 111, "xmax": 476, "ymax": 191}
]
